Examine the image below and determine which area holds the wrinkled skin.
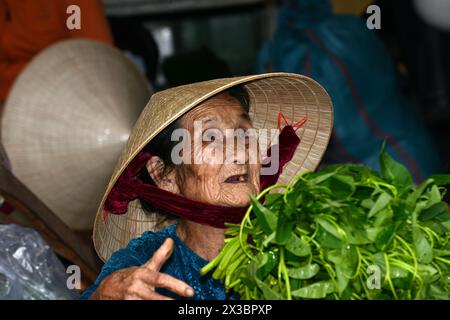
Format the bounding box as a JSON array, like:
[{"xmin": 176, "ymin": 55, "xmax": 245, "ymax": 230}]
[
  {"xmin": 92, "ymin": 93, "xmax": 261, "ymax": 300},
  {"xmin": 151, "ymin": 92, "xmax": 261, "ymax": 207},
  {"xmin": 90, "ymin": 238, "xmax": 194, "ymax": 300}
]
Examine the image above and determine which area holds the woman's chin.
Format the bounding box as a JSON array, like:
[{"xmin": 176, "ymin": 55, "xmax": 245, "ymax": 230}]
[
  {"xmin": 220, "ymin": 199, "xmax": 250, "ymax": 207},
  {"xmin": 218, "ymin": 184, "xmax": 258, "ymax": 207}
]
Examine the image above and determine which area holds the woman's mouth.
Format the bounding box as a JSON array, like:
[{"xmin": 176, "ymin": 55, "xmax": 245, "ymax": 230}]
[{"xmin": 224, "ymin": 174, "xmax": 249, "ymax": 184}]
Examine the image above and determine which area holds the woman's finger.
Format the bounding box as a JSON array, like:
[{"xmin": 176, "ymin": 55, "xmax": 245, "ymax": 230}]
[
  {"xmin": 143, "ymin": 238, "xmax": 174, "ymax": 271},
  {"xmin": 124, "ymin": 279, "xmax": 174, "ymax": 300},
  {"xmin": 152, "ymin": 272, "xmax": 195, "ymax": 298},
  {"xmin": 137, "ymin": 267, "xmax": 194, "ymax": 298}
]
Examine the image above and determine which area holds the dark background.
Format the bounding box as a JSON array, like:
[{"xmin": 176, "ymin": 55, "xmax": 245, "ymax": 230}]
[{"xmin": 106, "ymin": 0, "xmax": 450, "ymax": 174}]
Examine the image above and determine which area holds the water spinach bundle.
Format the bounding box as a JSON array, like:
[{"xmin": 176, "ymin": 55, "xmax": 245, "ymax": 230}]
[{"xmin": 200, "ymin": 147, "xmax": 450, "ymax": 299}]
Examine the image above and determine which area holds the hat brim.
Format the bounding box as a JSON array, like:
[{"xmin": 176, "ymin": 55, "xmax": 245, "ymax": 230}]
[{"xmin": 93, "ymin": 72, "xmax": 333, "ymax": 262}]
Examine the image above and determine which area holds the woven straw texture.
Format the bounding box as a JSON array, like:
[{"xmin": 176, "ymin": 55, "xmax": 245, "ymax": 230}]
[
  {"xmin": 1, "ymin": 39, "xmax": 152, "ymax": 230},
  {"xmin": 93, "ymin": 73, "xmax": 333, "ymax": 262}
]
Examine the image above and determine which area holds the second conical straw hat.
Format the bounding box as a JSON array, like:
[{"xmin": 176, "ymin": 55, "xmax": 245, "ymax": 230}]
[{"xmin": 1, "ymin": 39, "xmax": 152, "ymax": 230}]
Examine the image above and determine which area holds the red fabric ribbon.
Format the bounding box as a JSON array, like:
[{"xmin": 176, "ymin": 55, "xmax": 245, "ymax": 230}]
[
  {"xmin": 259, "ymin": 121, "xmax": 302, "ymax": 190},
  {"xmin": 104, "ymin": 114, "xmax": 306, "ymax": 228}
]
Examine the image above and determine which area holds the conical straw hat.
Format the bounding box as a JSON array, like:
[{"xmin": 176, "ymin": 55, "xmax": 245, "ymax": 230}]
[
  {"xmin": 93, "ymin": 72, "xmax": 333, "ymax": 262},
  {"xmin": 1, "ymin": 39, "xmax": 152, "ymax": 230}
]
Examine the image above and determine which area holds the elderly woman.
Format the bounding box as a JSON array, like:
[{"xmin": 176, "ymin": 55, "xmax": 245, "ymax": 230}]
[{"xmin": 81, "ymin": 73, "xmax": 333, "ymax": 300}]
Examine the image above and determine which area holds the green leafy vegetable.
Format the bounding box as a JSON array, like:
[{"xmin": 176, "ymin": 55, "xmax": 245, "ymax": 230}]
[
  {"xmin": 287, "ymin": 264, "xmax": 320, "ymax": 279},
  {"xmin": 200, "ymin": 147, "xmax": 450, "ymax": 300},
  {"xmin": 291, "ymin": 281, "xmax": 335, "ymax": 299},
  {"xmin": 249, "ymin": 194, "xmax": 277, "ymax": 235}
]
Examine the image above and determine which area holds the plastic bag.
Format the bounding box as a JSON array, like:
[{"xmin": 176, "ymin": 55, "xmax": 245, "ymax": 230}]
[{"xmin": 0, "ymin": 224, "xmax": 79, "ymax": 300}]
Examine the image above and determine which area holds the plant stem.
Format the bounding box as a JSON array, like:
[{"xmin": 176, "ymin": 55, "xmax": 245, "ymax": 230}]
[
  {"xmin": 384, "ymin": 253, "xmax": 399, "ymax": 300},
  {"xmin": 279, "ymin": 248, "xmax": 292, "ymax": 300}
]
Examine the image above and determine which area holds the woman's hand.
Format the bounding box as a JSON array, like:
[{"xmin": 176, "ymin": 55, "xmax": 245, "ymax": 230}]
[{"xmin": 90, "ymin": 238, "xmax": 195, "ymax": 300}]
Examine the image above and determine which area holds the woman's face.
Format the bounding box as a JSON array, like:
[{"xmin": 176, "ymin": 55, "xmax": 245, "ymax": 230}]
[{"xmin": 147, "ymin": 92, "xmax": 261, "ymax": 207}]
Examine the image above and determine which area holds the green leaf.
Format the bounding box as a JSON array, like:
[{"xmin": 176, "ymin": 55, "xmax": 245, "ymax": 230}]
[
  {"xmin": 291, "ymin": 281, "xmax": 335, "ymax": 299},
  {"xmin": 430, "ymin": 174, "xmax": 450, "ymax": 186},
  {"xmin": 343, "ymin": 226, "xmax": 371, "ymax": 245},
  {"xmin": 413, "ymin": 228, "xmax": 433, "ymax": 264},
  {"xmin": 368, "ymin": 192, "xmax": 393, "ymax": 218},
  {"xmin": 328, "ymin": 246, "xmax": 358, "ymax": 294},
  {"xmin": 412, "ymin": 200, "xmax": 428, "ymax": 227},
  {"xmin": 316, "ymin": 227, "xmax": 342, "ymax": 249},
  {"xmin": 308, "ymin": 171, "xmax": 337, "ymax": 185},
  {"xmin": 361, "ymin": 198, "xmax": 375, "ymax": 210},
  {"xmin": 428, "ymin": 284, "xmax": 449, "ymax": 299},
  {"xmin": 285, "ymin": 234, "xmax": 311, "ymax": 257},
  {"xmin": 256, "ymin": 251, "xmax": 278, "ymax": 280},
  {"xmin": 379, "ymin": 143, "xmax": 413, "ymax": 191},
  {"xmin": 340, "ymin": 206, "xmax": 371, "ymax": 245},
  {"xmin": 390, "ymin": 268, "xmax": 412, "ymax": 290},
  {"xmin": 290, "ymin": 279, "xmax": 301, "ymax": 291},
  {"xmin": 263, "ymin": 193, "xmax": 283, "ymax": 207},
  {"xmin": 425, "ymin": 185, "xmax": 442, "ymax": 208},
  {"xmin": 287, "ymin": 264, "xmax": 320, "ymax": 280},
  {"xmin": 392, "ymin": 202, "xmax": 409, "ymax": 222},
  {"xmin": 442, "ymin": 220, "xmax": 450, "ymax": 231},
  {"xmin": 373, "ymin": 208, "xmax": 394, "ymax": 227},
  {"xmin": 389, "ymin": 265, "xmax": 410, "ymax": 279},
  {"xmin": 315, "ymin": 217, "xmax": 345, "ymax": 241},
  {"xmin": 406, "ymin": 178, "xmax": 434, "ymax": 210},
  {"xmin": 419, "ymin": 202, "xmax": 448, "ymax": 221},
  {"xmin": 262, "ymin": 232, "xmax": 276, "ymax": 247},
  {"xmin": 250, "ymin": 194, "xmax": 277, "ymax": 235},
  {"xmin": 241, "ymin": 261, "xmax": 257, "ymax": 289},
  {"xmin": 375, "ymin": 222, "xmax": 398, "ymax": 251},
  {"xmin": 255, "ymin": 279, "xmax": 284, "ymax": 299},
  {"xmin": 366, "ymin": 227, "xmax": 383, "ymax": 242},
  {"xmin": 436, "ymin": 211, "xmax": 450, "ymax": 222},
  {"xmin": 275, "ymin": 212, "xmax": 296, "ymax": 245},
  {"xmin": 327, "ymin": 174, "xmax": 356, "ymax": 199},
  {"xmin": 417, "ymin": 264, "xmax": 439, "ymax": 283}
]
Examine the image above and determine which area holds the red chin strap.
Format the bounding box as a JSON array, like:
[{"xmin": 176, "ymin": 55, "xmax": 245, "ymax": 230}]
[{"xmin": 104, "ymin": 113, "xmax": 306, "ymax": 228}]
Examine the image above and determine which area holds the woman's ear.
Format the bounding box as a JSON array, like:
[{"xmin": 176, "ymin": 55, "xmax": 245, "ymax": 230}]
[{"xmin": 146, "ymin": 156, "xmax": 180, "ymax": 194}]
